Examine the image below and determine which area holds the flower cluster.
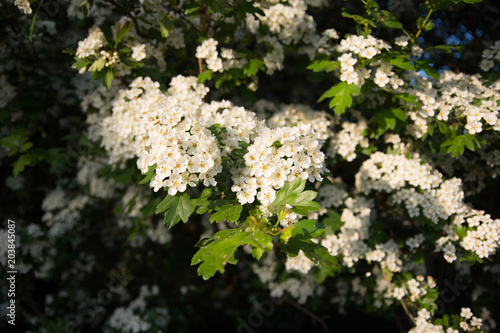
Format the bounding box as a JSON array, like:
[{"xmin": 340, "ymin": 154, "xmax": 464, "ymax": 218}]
[
  {"xmin": 232, "ymin": 123, "xmax": 326, "ymax": 205},
  {"xmin": 269, "ymin": 276, "xmax": 318, "ymax": 305},
  {"xmin": 259, "ymin": 36, "xmax": 285, "ymax": 74},
  {"xmin": 393, "ymin": 275, "xmax": 437, "ymax": 302},
  {"xmin": 99, "ymin": 76, "xmax": 327, "ymax": 201},
  {"xmin": 480, "ymin": 40, "xmax": 500, "ymax": 72},
  {"xmin": 196, "ymin": 38, "xmax": 223, "ymax": 72},
  {"xmin": 398, "ymin": 70, "xmax": 500, "ymax": 138},
  {"xmin": 327, "ymin": 115, "xmax": 369, "ymax": 161},
  {"xmin": 457, "ymin": 210, "xmax": 500, "ymax": 259},
  {"xmin": 41, "ymin": 186, "xmax": 90, "ymax": 239},
  {"xmin": 102, "ymin": 76, "xmax": 223, "ymax": 194},
  {"xmin": 76, "ymin": 26, "xmax": 106, "ymax": 59},
  {"xmin": 267, "ymin": 104, "xmax": 334, "ymax": 140},
  {"xmin": 107, "ymin": 285, "xmax": 170, "ymax": 332},
  {"xmin": 408, "ymin": 308, "xmax": 482, "ymax": 333},
  {"xmin": 356, "ymin": 152, "xmax": 465, "ymax": 223},
  {"xmin": 336, "ymin": 35, "xmax": 393, "ymax": 86},
  {"xmin": 196, "ymin": 39, "xmax": 248, "ymax": 73},
  {"xmin": 285, "ymin": 250, "xmax": 315, "ymax": 274},
  {"xmin": 255, "ymin": 0, "xmax": 317, "ymax": 45},
  {"xmin": 321, "ymin": 196, "xmax": 376, "ymax": 268}
]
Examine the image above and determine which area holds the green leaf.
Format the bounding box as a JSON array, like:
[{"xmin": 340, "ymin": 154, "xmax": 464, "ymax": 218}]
[
  {"xmin": 436, "ymin": 120, "xmax": 452, "ymax": 137},
  {"xmin": 244, "ymin": 59, "xmax": 265, "ymax": 77},
  {"xmin": 10, "ymin": 148, "xmax": 62, "ymax": 176},
  {"xmin": 375, "ymin": 108, "xmax": 404, "ymax": 136},
  {"xmin": 208, "ymin": 0, "xmax": 233, "ymax": 15},
  {"xmin": 191, "ymin": 229, "xmax": 242, "ymax": 279},
  {"xmin": 342, "ymin": 11, "xmax": 377, "ymax": 28},
  {"xmin": 13, "ymin": 154, "xmax": 35, "ymax": 176},
  {"xmin": 88, "ymin": 57, "xmax": 106, "ymax": 72},
  {"xmin": 185, "ymin": 3, "xmax": 200, "ymax": 16},
  {"xmin": 20, "ymin": 142, "xmax": 33, "ymax": 153},
  {"xmin": 459, "ymin": 250, "xmax": 484, "ymax": 264},
  {"xmin": 115, "ymin": 22, "xmax": 134, "ymax": 48},
  {"xmin": 191, "ymin": 228, "xmax": 273, "ymax": 279},
  {"xmin": 273, "ymin": 177, "xmax": 306, "ymax": 206},
  {"xmin": 441, "ymin": 134, "xmax": 485, "ymax": 157},
  {"xmin": 192, "ymin": 188, "xmax": 213, "ymax": 215},
  {"xmin": 415, "ymin": 61, "xmax": 440, "ymax": 79},
  {"xmin": 159, "ymin": 193, "xmax": 192, "ymax": 228},
  {"xmin": 209, "ymin": 204, "xmax": 243, "ymax": 223},
  {"xmin": 0, "ymin": 128, "xmax": 28, "ymax": 155},
  {"xmin": 29, "ymin": 0, "xmax": 45, "ymax": 42},
  {"xmin": 418, "ymin": 288, "xmax": 439, "ymax": 314},
  {"xmin": 252, "ymin": 247, "xmax": 266, "ymax": 260},
  {"xmin": 422, "ymin": 0, "xmax": 482, "ymax": 11},
  {"xmin": 425, "ymin": 19, "xmax": 434, "ymax": 31},
  {"xmin": 101, "ymin": 26, "xmax": 114, "ymax": 47},
  {"xmin": 280, "ymin": 226, "xmax": 293, "ymax": 244},
  {"xmin": 156, "ymin": 194, "xmax": 176, "ymax": 214},
  {"xmin": 250, "ymin": 229, "xmax": 273, "ymax": 252},
  {"xmin": 318, "ymin": 82, "xmax": 360, "ymax": 115},
  {"xmin": 177, "ymin": 194, "xmax": 192, "ymax": 222},
  {"xmin": 389, "ymin": 57, "xmax": 415, "ymax": 70},
  {"xmin": 291, "ymin": 191, "xmax": 321, "ymax": 215},
  {"xmin": 197, "ymin": 70, "xmax": 212, "ymax": 83},
  {"xmin": 314, "ymin": 264, "xmax": 338, "ymax": 283},
  {"xmin": 280, "ymin": 238, "xmax": 338, "ymax": 267},
  {"xmin": 378, "ymin": 10, "xmax": 403, "ymax": 29},
  {"xmin": 139, "ymin": 164, "xmax": 156, "ymax": 184},
  {"xmin": 425, "ymin": 44, "xmax": 463, "ymax": 53},
  {"xmin": 160, "ymin": 14, "xmax": 174, "ymax": 38},
  {"xmin": 307, "ymin": 60, "xmax": 340, "ymax": 73},
  {"xmin": 269, "ymin": 178, "xmax": 321, "ymax": 216},
  {"xmin": 72, "ymin": 58, "xmax": 93, "ymax": 71},
  {"xmin": 427, "ymin": 122, "xmax": 435, "ymax": 136},
  {"xmin": 391, "ymin": 107, "xmax": 406, "ymax": 121},
  {"xmin": 285, "ymin": 219, "xmax": 325, "ymax": 241},
  {"xmin": 322, "ymin": 210, "xmax": 343, "ymax": 235},
  {"xmin": 455, "ymin": 226, "xmax": 467, "ymax": 240},
  {"xmin": 395, "ymin": 93, "xmax": 421, "ymax": 106},
  {"xmin": 102, "ymin": 67, "xmax": 114, "ymax": 89}
]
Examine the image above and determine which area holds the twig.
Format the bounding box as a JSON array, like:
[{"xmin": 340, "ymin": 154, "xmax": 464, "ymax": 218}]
[
  {"xmin": 198, "ymin": 57, "xmax": 204, "ymax": 74},
  {"xmin": 380, "ymin": 265, "xmax": 417, "ymax": 326},
  {"xmin": 400, "ymin": 298, "xmax": 417, "ymax": 326},
  {"xmin": 283, "ymin": 295, "xmax": 329, "ymax": 331}
]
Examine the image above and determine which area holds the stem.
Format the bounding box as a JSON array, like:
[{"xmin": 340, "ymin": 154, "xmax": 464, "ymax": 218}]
[
  {"xmin": 198, "ymin": 58, "xmax": 204, "ymax": 74},
  {"xmin": 363, "ymin": 0, "xmax": 374, "ymax": 37},
  {"xmin": 415, "ymin": 8, "xmax": 433, "ymax": 39},
  {"xmin": 198, "ymin": 0, "xmax": 208, "ymax": 74},
  {"xmin": 199, "ymin": 0, "xmax": 208, "ymax": 35},
  {"xmin": 402, "ymin": 28, "xmax": 413, "ymax": 44}
]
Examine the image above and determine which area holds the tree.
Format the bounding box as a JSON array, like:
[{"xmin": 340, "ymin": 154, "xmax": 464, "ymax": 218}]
[{"xmin": 1, "ymin": 0, "xmax": 499, "ymax": 332}]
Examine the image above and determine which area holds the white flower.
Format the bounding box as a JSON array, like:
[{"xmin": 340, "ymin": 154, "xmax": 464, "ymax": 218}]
[
  {"xmin": 395, "ymin": 36, "xmax": 410, "ymax": 47},
  {"xmin": 76, "ymin": 26, "xmax": 105, "ymax": 58},
  {"xmin": 131, "ymin": 44, "xmax": 147, "ymax": 61},
  {"xmin": 14, "ymin": 0, "xmax": 32, "ymax": 14},
  {"xmin": 411, "ymin": 45, "xmax": 423, "ymax": 57}
]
